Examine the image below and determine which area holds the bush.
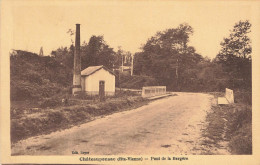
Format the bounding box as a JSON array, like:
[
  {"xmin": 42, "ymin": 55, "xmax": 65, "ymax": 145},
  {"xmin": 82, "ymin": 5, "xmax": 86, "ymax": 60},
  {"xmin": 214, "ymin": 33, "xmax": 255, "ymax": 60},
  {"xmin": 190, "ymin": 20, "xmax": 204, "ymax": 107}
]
[
  {"xmin": 234, "ymin": 91, "xmax": 252, "ymax": 105},
  {"xmin": 229, "ymin": 123, "xmax": 252, "ymax": 154},
  {"xmin": 203, "ymin": 91, "xmax": 252, "ymax": 155},
  {"xmin": 115, "ymin": 90, "xmax": 139, "ymax": 97},
  {"xmin": 10, "ymin": 50, "xmax": 71, "ymax": 101},
  {"xmin": 73, "ymin": 91, "xmax": 99, "ymax": 100},
  {"xmin": 47, "ymin": 111, "xmax": 67, "ymax": 125},
  {"xmin": 223, "ymin": 104, "xmax": 252, "ymax": 154},
  {"xmin": 11, "ymin": 86, "xmax": 33, "ymax": 101},
  {"xmin": 118, "ymin": 74, "xmax": 158, "ymax": 89},
  {"xmin": 40, "ymin": 98, "xmax": 61, "ymax": 108},
  {"xmin": 25, "ymin": 71, "xmax": 43, "ymax": 84}
]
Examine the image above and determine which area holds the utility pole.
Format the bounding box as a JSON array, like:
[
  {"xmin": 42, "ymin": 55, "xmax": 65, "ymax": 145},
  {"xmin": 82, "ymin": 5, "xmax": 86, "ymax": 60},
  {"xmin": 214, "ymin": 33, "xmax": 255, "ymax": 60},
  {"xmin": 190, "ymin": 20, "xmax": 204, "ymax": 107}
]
[
  {"xmin": 119, "ymin": 71, "xmax": 121, "ymax": 92},
  {"xmin": 121, "ymin": 54, "xmax": 124, "ymax": 72},
  {"xmin": 131, "ymin": 54, "xmax": 134, "ymax": 76}
]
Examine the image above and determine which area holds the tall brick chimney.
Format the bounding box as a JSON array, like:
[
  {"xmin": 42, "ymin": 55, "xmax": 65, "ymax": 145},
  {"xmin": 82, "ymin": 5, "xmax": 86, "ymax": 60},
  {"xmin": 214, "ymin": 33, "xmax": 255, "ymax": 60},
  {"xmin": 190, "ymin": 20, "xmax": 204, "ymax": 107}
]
[{"xmin": 72, "ymin": 24, "xmax": 81, "ymax": 95}]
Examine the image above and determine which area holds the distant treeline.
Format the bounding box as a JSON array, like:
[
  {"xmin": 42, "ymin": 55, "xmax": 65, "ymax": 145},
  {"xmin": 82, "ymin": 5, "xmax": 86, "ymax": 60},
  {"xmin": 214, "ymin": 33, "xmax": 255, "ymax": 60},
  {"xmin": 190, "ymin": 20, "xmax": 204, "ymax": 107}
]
[
  {"xmin": 10, "ymin": 20, "xmax": 251, "ymax": 101},
  {"xmin": 131, "ymin": 21, "xmax": 251, "ymax": 92}
]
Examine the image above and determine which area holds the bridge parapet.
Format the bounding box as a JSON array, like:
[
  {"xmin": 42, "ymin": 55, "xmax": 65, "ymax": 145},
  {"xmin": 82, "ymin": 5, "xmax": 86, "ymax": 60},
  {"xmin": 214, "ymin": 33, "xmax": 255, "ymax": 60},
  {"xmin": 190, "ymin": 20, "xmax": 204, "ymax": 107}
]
[
  {"xmin": 218, "ymin": 88, "xmax": 234, "ymax": 104},
  {"xmin": 142, "ymin": 86, "xmax": 166, "ymax": 98},
  {"xmin": 225, "ymin": 88, "xmax": 234, "ymax": 103}
]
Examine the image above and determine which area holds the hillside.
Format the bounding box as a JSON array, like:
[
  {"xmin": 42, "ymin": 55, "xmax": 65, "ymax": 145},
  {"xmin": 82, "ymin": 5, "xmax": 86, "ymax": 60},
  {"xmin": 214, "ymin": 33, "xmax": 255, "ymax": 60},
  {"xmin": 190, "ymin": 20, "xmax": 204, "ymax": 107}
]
[{"xmin": 10, "ymin": 50, "xmax": 71, "ymax": 101}]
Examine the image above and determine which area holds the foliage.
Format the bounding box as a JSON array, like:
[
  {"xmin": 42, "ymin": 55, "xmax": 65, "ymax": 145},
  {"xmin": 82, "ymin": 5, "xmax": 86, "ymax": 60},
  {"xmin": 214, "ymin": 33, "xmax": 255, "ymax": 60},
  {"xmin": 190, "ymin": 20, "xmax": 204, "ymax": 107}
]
[
  {"xmin": 227, "ymin": 103, "xmax": 252, "ymax": 154},
  {"xmin": 117, "ymin": 73, "xmax": 159, "ymax": 89},
  {"xmin": 40, "ymin": 98, "xmax": 62, "ymax": 108},
  {"xmin": 133, "ymin": 23, "xmax": 205, "ymax": 90},
  {"xmin": 51, "ymin": 35, "xmax": 116, "ymax": 77},
  {"xmin": 81, "ymin": 35, "xmax": 116, "ymax": 70},
  {"xmin": 73, "ymin": 91, "xmax": 99, "ymax": 100},
  {"xmin": 203, "ymin": 91, "xmax": 252, "ymax": 155},
  {"xmin": 217, "ymin": 20, "xmax": 251, "ymax": 61},
  {"xmin": 215, "ymin": 20, "xmax": 252, "ymax": 83},
  {"xmin": 132, "ymin": 21, "xmax": 252, "ymax": 92},
  {"xmin": 229, "ymin": 123, "xmax": 252, "ymax": 154},
  {"xmin": 10, "ymin": 50, "xmax": 67, "ymax": 101}
]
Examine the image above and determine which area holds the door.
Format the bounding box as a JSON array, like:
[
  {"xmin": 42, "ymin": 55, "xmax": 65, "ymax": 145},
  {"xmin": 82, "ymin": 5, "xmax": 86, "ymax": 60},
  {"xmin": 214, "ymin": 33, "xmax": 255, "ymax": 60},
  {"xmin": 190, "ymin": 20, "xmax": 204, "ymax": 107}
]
[{"xmin": 99, "ymin": 81, "xmax": 105, "ymax": 101}]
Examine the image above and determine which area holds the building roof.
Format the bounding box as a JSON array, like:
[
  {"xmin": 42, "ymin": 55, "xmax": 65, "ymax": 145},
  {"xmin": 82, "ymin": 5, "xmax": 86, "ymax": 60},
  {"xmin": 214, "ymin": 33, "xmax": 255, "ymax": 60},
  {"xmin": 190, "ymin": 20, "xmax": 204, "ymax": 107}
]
[{"xmin": 81, "ymin": 65, "xmax": 115, "ymax": 77}]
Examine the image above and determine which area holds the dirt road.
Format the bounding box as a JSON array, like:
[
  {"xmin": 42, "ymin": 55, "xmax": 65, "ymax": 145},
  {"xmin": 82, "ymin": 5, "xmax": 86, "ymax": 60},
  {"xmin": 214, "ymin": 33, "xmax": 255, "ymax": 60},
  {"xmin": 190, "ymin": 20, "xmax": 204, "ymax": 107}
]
[{"xmin": 12, "ymin": 93, "xmax": 227, "ymax": 155}]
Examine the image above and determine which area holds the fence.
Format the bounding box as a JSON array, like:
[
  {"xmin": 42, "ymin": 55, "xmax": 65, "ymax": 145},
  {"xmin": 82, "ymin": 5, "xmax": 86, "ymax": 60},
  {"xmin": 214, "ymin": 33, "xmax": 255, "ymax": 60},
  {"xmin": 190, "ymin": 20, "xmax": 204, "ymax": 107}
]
[{"xmin": 142, "ymin": 86, "xmax": 166, "ymax": 98}]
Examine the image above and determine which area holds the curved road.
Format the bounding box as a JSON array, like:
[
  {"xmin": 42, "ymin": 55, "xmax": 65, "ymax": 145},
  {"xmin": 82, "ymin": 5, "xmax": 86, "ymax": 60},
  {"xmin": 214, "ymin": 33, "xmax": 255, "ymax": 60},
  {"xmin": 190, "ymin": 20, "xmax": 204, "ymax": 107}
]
[{"xmin": 12, "ymin": 93, "xmax": 216, "ymax": 155}]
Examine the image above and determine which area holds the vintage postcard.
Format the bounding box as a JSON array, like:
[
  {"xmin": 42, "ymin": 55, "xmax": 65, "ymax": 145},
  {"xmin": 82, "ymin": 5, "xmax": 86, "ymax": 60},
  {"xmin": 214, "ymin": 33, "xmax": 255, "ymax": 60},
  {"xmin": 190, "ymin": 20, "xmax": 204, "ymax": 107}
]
[{"xmin": 1, "ymin": 0, "xmax": 260, "ymax": 164}]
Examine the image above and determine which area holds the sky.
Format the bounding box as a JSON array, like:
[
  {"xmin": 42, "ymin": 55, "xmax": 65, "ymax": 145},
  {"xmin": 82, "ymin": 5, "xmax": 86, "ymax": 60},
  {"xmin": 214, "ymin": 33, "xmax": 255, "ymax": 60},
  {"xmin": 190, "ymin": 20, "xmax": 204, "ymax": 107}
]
[{"xmin": 10, "ymin": 1, "xmax": 252, "ymax": 59}]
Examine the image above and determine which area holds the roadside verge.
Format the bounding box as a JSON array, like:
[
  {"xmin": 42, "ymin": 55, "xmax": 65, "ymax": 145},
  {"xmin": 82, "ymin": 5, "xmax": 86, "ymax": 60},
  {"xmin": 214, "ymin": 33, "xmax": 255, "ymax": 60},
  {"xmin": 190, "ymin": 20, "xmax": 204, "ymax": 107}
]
[
  {"xmin": 11, "ymin": 96, "xmax": 149, "ymax": 144},
  {"xmin": 201, "ymin": 92, "xmax": 252, "ymax": 154}
]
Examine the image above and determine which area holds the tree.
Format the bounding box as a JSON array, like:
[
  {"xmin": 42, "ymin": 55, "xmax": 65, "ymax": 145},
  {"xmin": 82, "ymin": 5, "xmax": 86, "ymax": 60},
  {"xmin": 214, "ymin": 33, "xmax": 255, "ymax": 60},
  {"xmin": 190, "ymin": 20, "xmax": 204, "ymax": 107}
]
[
  {"xmin": 51, "ymin": 46, "xmax": 74, "ymax": 69},
  {"xmin": 216, "ymin": 20, "xmax": 252, "ymax": 82},
  {"xmin": 134, "ymin": 23, "xmax": 202, "ymax": 90},
  {"xmin": 81, "ymin": 35, "xmax": 115, "ymax": 70}
]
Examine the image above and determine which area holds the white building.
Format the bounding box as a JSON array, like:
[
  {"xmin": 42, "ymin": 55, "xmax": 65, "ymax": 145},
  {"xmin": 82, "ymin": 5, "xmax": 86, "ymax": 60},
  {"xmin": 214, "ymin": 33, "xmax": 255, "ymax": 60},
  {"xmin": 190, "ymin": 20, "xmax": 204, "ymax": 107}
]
[{"xmin": 81, "ymin": 65, "xmax": 115, "ymax": 96}]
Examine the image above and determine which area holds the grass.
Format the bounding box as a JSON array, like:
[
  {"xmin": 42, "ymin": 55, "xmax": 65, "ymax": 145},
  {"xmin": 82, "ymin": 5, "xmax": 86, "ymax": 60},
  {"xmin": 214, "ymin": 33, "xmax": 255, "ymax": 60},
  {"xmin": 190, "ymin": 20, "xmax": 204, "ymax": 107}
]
[
  {"xmin": 11, "ymin": 91, "xmax": 149, "ymax": 144},
  {"xmin": 202, "ymin": 90, "xmax": 252, "ymax": 154}
]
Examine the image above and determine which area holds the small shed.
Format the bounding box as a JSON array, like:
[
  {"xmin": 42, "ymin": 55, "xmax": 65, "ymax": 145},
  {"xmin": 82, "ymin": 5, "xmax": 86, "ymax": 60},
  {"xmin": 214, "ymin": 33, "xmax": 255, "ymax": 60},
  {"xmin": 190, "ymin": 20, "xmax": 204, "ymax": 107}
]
[{"xmin": 81, "ymin": 65, "xmax": 116, "ymax": 96}]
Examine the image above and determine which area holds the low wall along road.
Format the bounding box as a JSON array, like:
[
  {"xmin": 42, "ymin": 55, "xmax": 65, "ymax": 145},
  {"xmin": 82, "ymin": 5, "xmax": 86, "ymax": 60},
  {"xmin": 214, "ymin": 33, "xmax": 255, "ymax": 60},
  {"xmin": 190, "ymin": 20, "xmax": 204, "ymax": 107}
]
[
  {"xmin": 225, "ymin": 88, "xmax": 234, "ymax": 103},
  {"xmin": 142, "ymin": 86, "xmax": 166, "ymax": 98},
  {"xmin": 218, "ymin": 88, "xmax": 234, "ymax": 104}
]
